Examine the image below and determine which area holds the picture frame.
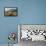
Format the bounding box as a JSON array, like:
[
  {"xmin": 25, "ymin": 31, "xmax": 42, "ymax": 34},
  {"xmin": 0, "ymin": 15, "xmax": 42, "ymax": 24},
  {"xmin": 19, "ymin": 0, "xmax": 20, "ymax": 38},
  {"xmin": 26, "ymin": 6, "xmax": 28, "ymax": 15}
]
[
  {"xmin": 4, "ymin": 7, "xmax": 18, "ymax": 16},
  {"xmin": 18, "ymin": 24, "xmax": 46, "ymax": 41}
]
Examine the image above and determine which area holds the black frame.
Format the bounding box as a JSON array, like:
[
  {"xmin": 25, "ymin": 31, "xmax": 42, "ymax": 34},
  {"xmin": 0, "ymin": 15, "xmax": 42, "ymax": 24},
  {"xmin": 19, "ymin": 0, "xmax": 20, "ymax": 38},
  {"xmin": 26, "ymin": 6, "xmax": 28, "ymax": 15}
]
[{"xmin": 4, "ymin": 7, "xmax": 18, "ymax": 16}]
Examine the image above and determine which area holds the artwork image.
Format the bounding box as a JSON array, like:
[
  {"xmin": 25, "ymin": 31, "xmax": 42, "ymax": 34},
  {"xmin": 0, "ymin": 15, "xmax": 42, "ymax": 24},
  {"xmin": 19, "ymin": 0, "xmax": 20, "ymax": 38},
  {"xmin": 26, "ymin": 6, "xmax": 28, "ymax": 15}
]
[
  {"xmin": 18, "ymin": 25, "xmax": 46, "ymax": 41},
  {"xmin": 4, "ymin": 7, "xmax": 18, "ymax": 16}
]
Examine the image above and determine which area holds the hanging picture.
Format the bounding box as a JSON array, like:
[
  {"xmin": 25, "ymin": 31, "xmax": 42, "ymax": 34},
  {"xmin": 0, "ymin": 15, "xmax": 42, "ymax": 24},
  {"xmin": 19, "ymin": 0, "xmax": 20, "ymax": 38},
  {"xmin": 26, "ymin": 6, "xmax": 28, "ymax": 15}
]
[
  {"xmin": 4, "ymin": 7, "xmax": 18, "ymax": 16},
  {"xmin": 18, "ymin": 24, "xmax": 46, "ymax": 41}
]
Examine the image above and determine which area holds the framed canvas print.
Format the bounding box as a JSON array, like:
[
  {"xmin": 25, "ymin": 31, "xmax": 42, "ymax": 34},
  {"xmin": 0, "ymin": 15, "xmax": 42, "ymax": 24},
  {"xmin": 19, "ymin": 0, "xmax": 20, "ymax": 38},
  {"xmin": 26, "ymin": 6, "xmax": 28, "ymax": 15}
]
[
  {"xmin": 4, "ymin": 7, "xmax": 18, "ymax": 16},
  {"xmin": 18, "ymin": 24, "xmax": 46, "ymax": 41}
]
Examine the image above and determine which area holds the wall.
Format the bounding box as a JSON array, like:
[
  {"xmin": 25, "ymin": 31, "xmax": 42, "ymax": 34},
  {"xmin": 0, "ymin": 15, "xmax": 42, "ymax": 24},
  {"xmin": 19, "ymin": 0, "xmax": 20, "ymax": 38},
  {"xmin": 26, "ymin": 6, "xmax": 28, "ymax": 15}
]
[
  {"xmin": 0, "ymin": 0, "xmax": 46, "ymax": 44},
  {"xmin": 20, "ymin": 0, "xmax": 46, "ymax": 24}
]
